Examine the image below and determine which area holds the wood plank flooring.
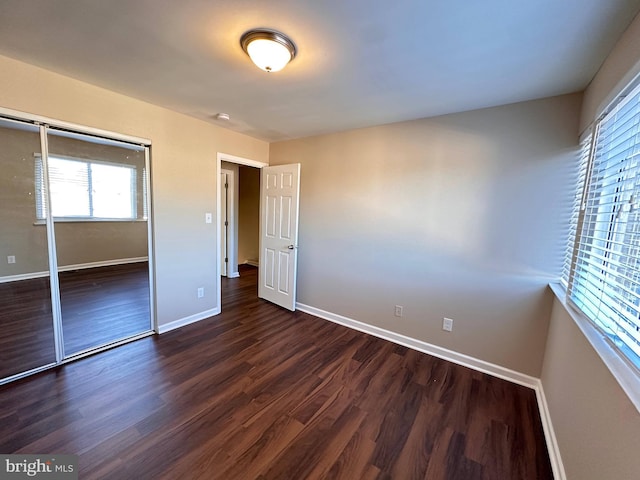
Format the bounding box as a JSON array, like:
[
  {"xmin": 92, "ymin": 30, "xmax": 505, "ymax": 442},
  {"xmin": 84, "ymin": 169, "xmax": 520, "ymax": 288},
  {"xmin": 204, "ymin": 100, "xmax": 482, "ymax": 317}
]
[
  {"xmin": 0, "ymin": 262, "xmax": 151, "ymax": 378},
  {"xmin": 58, "ymin": 262, "xmax": 151, "ymax": 355},
  {"xmin": 0, "ymin": 265, "xmax": 553, "ymax": 479},
  {"xmin": 0, "ymin": 277, "xmax": 56, "ymax": 378}
]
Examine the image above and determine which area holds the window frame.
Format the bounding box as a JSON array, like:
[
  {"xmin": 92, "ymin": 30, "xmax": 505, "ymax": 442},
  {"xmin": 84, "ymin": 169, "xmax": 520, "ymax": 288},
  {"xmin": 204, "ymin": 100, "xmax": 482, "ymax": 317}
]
[
  {"xmin": 35, "ymin": 153, "xmax": 140, "ymax": 222},
  {"xmin": 564, "ymin": 77, "xmax": 640, "ymax": 375}
]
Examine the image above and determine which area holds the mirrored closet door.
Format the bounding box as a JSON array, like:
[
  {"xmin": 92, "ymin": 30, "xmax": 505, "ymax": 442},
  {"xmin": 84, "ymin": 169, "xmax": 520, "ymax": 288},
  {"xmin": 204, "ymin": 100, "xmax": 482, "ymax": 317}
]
[
  {"xmin": 0, "ymin": 113, "xmax": 153, "ymax": 385},
  {"xmin": 0, "ymin": 119, "xmax": 57, "ymax": 380},
  {"xmin": 47, "ymin": 129, "xmax": 152, "ymax": 357}
]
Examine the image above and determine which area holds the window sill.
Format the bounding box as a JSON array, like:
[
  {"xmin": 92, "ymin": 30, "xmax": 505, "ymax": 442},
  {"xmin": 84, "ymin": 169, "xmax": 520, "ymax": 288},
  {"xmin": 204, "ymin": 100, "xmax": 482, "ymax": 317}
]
[
  {"xmin": 33, "ymin": 218, "xmax": 147, "ymax": 225},
  {"xmin": 549, "ymin": 282, "xmax": 640, "ymax": 414}
]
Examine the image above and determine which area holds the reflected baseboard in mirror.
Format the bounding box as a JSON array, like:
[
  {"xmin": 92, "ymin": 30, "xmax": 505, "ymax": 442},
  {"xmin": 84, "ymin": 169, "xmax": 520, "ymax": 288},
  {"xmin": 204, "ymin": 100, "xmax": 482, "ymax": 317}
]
[{"xmin": 0, "ymin": 262, "xmax": 151, "ymax": 378}]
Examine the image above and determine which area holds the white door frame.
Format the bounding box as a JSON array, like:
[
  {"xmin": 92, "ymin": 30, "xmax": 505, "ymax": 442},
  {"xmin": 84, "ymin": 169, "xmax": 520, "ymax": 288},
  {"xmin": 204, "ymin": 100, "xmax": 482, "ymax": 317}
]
[
  {"xmin": 216, "ymin": 153, "xmax": 268, "ymax": 312},
  {"xmin": 220, "ymin": 168, "xmax": 235, "ymax": 278}
]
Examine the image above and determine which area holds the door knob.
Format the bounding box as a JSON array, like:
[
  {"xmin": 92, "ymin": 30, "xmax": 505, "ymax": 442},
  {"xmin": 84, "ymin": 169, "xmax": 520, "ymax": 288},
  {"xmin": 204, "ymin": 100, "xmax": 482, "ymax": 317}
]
[{"xmin": 287, "ymin": 245, "xmax": 297, "ymax": 249}]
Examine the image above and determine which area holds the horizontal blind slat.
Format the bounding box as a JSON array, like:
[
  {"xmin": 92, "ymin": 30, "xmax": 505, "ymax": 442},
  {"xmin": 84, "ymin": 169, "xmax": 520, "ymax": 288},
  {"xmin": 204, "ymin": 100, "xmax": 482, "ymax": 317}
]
[{"xmin": 568, "ymin": 84, "xmax": 640, "ymax": 369}]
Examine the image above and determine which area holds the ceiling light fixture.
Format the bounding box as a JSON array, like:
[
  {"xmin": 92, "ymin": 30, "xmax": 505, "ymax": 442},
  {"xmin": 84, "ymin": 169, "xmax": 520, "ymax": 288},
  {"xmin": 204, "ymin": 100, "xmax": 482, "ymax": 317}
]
[{"xmin": 240, "ymin": 28, "xmax": 297, "ymax": 73}]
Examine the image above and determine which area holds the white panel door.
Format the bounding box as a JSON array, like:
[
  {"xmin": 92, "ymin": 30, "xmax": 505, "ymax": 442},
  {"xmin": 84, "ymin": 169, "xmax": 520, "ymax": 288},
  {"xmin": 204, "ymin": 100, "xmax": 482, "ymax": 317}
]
[
  {"xmin": 220, "ymin": 172, "xmax": 228, "ymax": 276},
  {"xmin": 259, "ymin": 163, "xmax": 300, "ymax": 311}
]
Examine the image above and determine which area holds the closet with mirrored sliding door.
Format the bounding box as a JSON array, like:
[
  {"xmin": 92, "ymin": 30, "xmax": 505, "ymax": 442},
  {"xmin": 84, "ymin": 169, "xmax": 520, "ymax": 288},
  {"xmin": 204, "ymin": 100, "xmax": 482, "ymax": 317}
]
[{"xmin": 0, "ymin": 111, "xmax": 154, "ymax": 385}]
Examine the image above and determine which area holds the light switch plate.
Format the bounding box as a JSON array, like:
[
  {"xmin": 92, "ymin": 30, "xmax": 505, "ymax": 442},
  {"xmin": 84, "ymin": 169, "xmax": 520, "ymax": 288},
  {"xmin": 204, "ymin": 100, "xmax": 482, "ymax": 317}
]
[{"xmin": 443, "ymin": 317, "xmax": 453, "ymax": 332}]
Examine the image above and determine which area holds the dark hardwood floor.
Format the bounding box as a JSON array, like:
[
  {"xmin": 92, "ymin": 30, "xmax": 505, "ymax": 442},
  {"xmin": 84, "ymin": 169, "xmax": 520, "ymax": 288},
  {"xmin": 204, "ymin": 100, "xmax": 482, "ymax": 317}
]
[
  {"xmin": 0, "ymin": 277, "xmax": 56, "ymax": 378},
  {"xmin": 59, "ymin": 262, "xmax": 151, "ymax": 355},
  {"xmin": 0, "ymin": 265, "xmax": 552, "ymax": 479},
  {"xmin": 0, "ymin": 262, "xmax": 151, "ymax": 378}
]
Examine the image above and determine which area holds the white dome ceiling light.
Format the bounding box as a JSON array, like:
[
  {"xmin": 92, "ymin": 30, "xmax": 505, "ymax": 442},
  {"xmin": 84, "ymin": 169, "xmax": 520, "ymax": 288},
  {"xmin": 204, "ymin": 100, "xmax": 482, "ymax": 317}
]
[{"xmin": 240, "ymin": 29, "xmax": 297, "ymax": 73}]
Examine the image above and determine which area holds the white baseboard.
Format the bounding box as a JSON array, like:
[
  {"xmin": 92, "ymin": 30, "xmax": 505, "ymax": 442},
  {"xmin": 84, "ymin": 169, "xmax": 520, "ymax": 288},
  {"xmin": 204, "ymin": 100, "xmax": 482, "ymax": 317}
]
[
  {"xmin": 296, "ymin": 301, "xmax": 566, "ymax": 480},
  {"xmin": 59, "ymin": 256, "xmax": 148, "ymax": 272},
  {"xmin": 0, "ymin": 271, "xmax": 49, "ymax": 283},
  {"xmin": 296, "ymin": 302, "xmax": 538, "ymax": 388},
  {"xmin": 533, "ymin": 382, "xmax": 566, "ymax": 480},
  {"xmin": 244, "ymin": 260, "xmax": 259, "ymax": 267},
  {"xmin": 157, "ymin": 307, "xmax": 220, "ymax": 334},
  {"xmin": 228, "ymin": 271, "xmax": 240, "ymax": 278},
  {"xmin": 0, "ymin": 256, "xmax": 149, "ymax": 284}
]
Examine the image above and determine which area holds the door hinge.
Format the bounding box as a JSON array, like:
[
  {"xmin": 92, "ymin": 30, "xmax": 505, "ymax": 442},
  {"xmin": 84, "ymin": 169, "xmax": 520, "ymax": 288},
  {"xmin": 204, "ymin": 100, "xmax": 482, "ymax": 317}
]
[
  {"xmin": 225, "ymin": 257, "xmax": 228, "ymax": 263},
  {"xmin": 224, "ymin": 221, "xmax": 228, "ymax": 226},
  {"xmin": 225, "ymin": 182, "xmax": 228, "ymax": 189}
]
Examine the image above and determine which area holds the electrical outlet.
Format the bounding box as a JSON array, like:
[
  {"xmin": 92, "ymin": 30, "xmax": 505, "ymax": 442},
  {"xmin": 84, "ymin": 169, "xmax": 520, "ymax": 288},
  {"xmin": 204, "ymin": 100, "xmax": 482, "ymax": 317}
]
[
  {"xmin": 205, "ymin": 213, "xmax": 213, "ymax": 224},
  {"xmin": 197, "ymin": 287, "xmax": 204, "ymax": 298},
  {"xmin": 394, "ymin": 305, "xmax": 403, "ymax": 317},
  {"xmin": 443, "ymin": 317, "xmax": 453, "ymax": 332},
  {"xmin": 7, "ymin": 255, "xmax": 15, "ymax": 264}
]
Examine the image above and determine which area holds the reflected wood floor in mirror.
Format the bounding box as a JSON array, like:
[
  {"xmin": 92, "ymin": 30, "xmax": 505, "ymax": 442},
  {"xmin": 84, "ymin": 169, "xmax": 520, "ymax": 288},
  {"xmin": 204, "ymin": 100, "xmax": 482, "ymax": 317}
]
[
  {"xmin": 0, "ymin": 265, "xmax": 552, "ymax": 479},
  {"xmin": 0, "ymin": 277, "xmax": 56, "ymax": 379},
  {"xmin": 59, "ymin": 262, "xmax": 151, "ymax": 355},
  {"xmin": 0, "ymin": 262, "xmax": 150, "ymax": 379}
]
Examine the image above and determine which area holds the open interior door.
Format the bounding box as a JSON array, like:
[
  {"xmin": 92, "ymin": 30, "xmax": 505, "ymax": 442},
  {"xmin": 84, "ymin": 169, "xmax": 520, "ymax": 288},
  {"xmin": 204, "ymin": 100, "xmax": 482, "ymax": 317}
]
[
  {"xmin": 220, "ymin": 171, "xmax": 228, "ymax": 277},
  {"xmin": 258, "ymin": 163, "xmax": 300, "ymax": 311}
]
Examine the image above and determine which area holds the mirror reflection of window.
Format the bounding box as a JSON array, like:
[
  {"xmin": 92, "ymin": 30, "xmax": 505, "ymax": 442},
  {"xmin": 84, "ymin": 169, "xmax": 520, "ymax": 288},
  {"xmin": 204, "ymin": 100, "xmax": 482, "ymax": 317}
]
[
  {"xmin": 35, "ymin": 156, "xmax": 146, "ymax": 220},
  {"xmin": 46, "ymin": 129, "xmax": 152, "ymax": 358}
]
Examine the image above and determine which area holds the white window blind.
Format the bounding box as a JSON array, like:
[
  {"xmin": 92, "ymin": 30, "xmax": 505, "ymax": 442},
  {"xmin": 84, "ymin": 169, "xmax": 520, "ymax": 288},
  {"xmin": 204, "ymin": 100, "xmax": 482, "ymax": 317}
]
[
  {"xmin": 568, "ymin": 80, "xmax": 640, "ymax": 368},
  {"xmin": 562, "ymin": 132, "xmax": 592, "ymax": 286},
  {"xmin": 35, "ymin": 156, "xmax": 137, "ymax": 220}
]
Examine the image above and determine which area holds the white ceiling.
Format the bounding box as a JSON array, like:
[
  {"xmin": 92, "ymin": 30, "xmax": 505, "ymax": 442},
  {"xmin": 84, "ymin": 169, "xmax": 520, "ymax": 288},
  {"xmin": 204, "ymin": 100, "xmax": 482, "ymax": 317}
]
[{"xmin": 0, "ymin": 0, "xmax": 639, "ymax": 142}]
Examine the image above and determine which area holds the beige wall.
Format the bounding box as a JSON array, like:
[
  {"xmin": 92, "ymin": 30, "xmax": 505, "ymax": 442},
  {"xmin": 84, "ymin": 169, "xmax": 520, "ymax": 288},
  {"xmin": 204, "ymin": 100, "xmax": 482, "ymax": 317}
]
[
  {"xmin": 54, "ymin": 222, "xmax": 148, "ymax": 268},
  {"xmin": 0, "ymin": 125, "xmax": 49, "ymax": 276},
  {"xmin": 542, "ymin": 12, "xmax": 640, "ymax": 480},
  {"xmin": 238, "ymin": 166, "xmax": 260, "ymax": 264},
  {"xmin": 0, "ymin": 126, "xmax": 149, "ymax": 277},
  {"xmin": 270, "ymin": 93, "xmax": 582, "ymax": 376},
  {"xmin": 541, "ymin": 299, "xmax": 640, "ymax": 479},
  {"xmin": 580, "ymin": 11, "xmax": 640, "ymax": 131},
  {"xmin": 0, "ymin": 54, "xmax": 268, "ymax": 327}
]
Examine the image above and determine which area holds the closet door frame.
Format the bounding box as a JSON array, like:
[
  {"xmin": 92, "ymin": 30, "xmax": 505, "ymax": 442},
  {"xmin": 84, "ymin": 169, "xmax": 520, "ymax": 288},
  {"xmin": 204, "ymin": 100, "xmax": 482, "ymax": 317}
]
[
  {"xmin": 0, "ymin": 106, "xmax": 155, "ymax": 385},
  {"xmin": 39, "ymin": 124, "xmax": 64, "ymax": 363}
]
